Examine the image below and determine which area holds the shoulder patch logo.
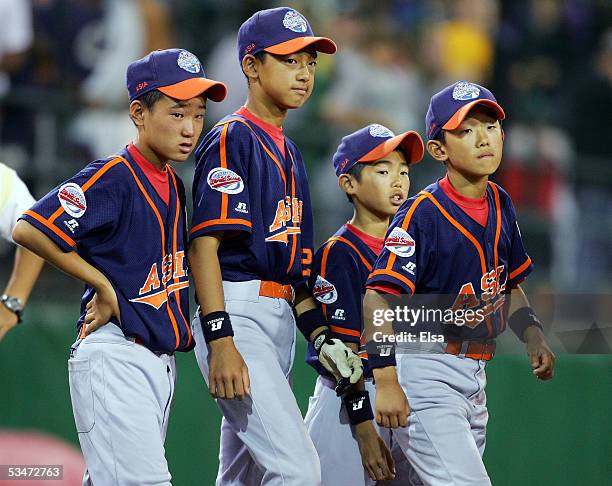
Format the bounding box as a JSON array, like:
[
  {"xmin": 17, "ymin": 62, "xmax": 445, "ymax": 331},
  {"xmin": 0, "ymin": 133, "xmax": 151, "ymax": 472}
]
[
  {"xmin": 283, "ymin": 10, "xmax": 308, "ymax": 33},
  {"xmin": 207, "ymin": 167, "xmax": 244, "ymax": 194},
  {"xmin": 177, "ymin": 50, "xmax": 201, "ymax": 74},
  {"xmin": 313, "ymin": 275, "xmax": 338, "ymax": 304},
  {"xmin": 58, "ymin": 183, "xmax": 87, "ymax": 218},
  {"xmin": 369, "ymin": 124, "xmax": 395, "ymax": 138},
  {"xmin": 452, "ymin": 81, "xmax": 480, "ymax": 101},
  {"xmin": 385, "ymin": 227, "xmax": 415, "ymax": 257}
]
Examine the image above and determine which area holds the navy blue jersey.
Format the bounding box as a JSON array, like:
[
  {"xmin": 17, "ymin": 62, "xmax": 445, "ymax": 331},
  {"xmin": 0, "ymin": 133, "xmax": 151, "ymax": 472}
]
[
  {"xmin": 190, "ymin": 115, "xmax": 314, "ymax": 286},
  {"xmin": 21, "ymin": 148, "xmax": 192, "ymax": 353},
  {"xmin": 306, "ymin": 224, "xmax": 381, "ymax": 378},
  {"xmin": 366, "ymin": 179, "xmax": 532, "ymax": 340}
]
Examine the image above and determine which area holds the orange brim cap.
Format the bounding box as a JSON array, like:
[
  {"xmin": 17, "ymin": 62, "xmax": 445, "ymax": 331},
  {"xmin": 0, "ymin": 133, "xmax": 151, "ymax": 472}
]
[
  {"xmin": 359, "ymin": 131, "xmax": 425, "ymax": 165},
  {"xmin": 442, "ymin": 99, "xmax": 505, "ymax": 131},
  {"xmin": 158, "ymin": 77, "xmax": 228, "ymax": 102},
  {"xmin": 264, "ymin": 36, "xmax": 337, "ymax": 56}
]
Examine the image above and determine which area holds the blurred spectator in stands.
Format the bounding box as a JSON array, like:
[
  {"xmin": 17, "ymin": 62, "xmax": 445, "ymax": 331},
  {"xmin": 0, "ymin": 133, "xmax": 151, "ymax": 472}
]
[
  {"xmin": 422, "ymin": 0, "xmax": 498, "ymax": 86},
  {"xmin": 69, "ymin": 0, "xmax": 174, "ymax": 160},
  {"xmin": 562, "ymin": 27, "xmax": 612, "ymax": 290},
  {"xmin": 0, "ymin": 0, "xmax": 33, "ymax": 101}
]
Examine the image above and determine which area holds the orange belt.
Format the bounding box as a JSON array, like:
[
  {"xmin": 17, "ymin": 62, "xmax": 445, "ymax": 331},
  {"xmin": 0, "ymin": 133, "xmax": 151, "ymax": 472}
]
[
  {"xmin": 446, "ymin": 340, "xmax": 496, "ymax": 361},
  {"xmin": 259, "ymin": 281, "xmax": 294, "ymax": 303}
]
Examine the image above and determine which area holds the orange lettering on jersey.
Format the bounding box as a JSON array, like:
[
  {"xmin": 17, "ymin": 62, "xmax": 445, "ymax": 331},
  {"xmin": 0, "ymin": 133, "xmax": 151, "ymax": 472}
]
[
  {"xmin": 481, "ymin": 265, "xmax": 505, "ymax": 301},
  {"xmin": 452, "ymin": 282, "xmax": 479, "ymax": 310},
  {"xmin": 268, "ymin": 197, "xmax": 303, "ymax": 234},
  {"xmin": 139, "ymin": 263, "xmax": 161, "ymax": 295},
  {"xmin": 173, "ymin": 251, "xmax": 186, "ymax": 279},
  {"xmin": 162, "ymin": 254, "xmax": 174, "ymax": 284},
  {"xmin": 291, "ymin": 197, "xmax": 300, "ymax": 223}
]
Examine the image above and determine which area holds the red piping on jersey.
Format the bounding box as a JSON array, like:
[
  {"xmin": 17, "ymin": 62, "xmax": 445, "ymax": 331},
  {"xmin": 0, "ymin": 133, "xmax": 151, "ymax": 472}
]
[
  {"xmin": 23, "ymin": 209, "xmax": 76, "ymax": 247},
  {"xmin": 489, "ymin": 181, "xmax": 502, "ymax": 270},
  {"xmin": 509, "ymin": 257, "xmax": 532, "ymax": 280},
  {"xmin": 48, "ymin": 157, "xmax": 124, "ymax": 225},
  {"xmin": 190, "ymin": 218, "xmax": 252, "ymax": 234},
  {"xmin": 168, "ymin": 168, "xmax": 192, "ymax": 346},
  {"xmin": 117, "ymin": 157, "xmax": 182, "ymax": 349}
]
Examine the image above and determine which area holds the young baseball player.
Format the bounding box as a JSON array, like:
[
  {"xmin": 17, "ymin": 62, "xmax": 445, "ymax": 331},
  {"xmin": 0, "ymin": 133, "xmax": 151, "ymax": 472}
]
[
  {"xmin": 0, "ymin": 163, "xmax": 44, "ymax": 340},
  {"xmin": 189, "ymin": 7, "xmax": 362, "ymax": 485},
  {"xmin": 363, "ymin": 81, "xmax": 556, "ymax": 485},
  {"xmin": 12, "ymin": 48, "xmax": 227, "ymax": 485},
  {"xmin": 303, "ymin": 124, "xmax": 424, "ymax": 485}
]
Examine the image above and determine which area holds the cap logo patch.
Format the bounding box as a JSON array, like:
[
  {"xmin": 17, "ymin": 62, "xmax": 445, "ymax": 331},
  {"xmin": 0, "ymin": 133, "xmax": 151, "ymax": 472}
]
[
  {"xmin": 177, "ymin": 50, "xmax": 201, "ymax": 74},
  {"xmin": 369, "ymin": 124, "xmax": 395, "ymax": 138},
  {"xmin": 313, "ymin": 275, "xmax": 338, "ymax": 304},
  {"xmin": 452, "ymin": 81, "xmax": 480, "ymax": 101},
  {"xmin": 207, "ymin": 167, "xmax": 244, "ymax": 194},
  {"xmin": 283, "ymin": 10, "xmax": 308, "ymax": 33},
  {"xmin": 58, "ymin": 183, "xmax": 87, "ymax": 218},
  {"xmin": 385, "ymin": 227, "xmax": 415, "ymax": 257},
  {"xmin": 244, "ymin": 43, "xmax": 256, "ymax": 54}
]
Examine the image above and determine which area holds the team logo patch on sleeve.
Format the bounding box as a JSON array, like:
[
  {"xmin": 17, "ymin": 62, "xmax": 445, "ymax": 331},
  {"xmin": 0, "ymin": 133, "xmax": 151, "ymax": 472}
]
[
  {"xmin": 313, "ymin": 275, "xmax": 338, "ymax": 304},
  {"xmin": 283, "ymin": 10, "xmax": 308, "ymax": 33},
  {"xmin": 207, "ymin": 167, "xmax": 244, "ymax": 194},
  {"xmin": 58, "ymin": 183, "xmax": 87, "ymax": 218},
  {"xmin": 385, "ymin": 227, "xmax": 415, "ymax": 257}
]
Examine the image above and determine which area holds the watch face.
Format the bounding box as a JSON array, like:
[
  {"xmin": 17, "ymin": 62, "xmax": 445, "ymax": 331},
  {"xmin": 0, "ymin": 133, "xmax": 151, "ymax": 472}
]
[{"xmin": 2, "ymin": 296, "xmax": 23, "ymax": 313}]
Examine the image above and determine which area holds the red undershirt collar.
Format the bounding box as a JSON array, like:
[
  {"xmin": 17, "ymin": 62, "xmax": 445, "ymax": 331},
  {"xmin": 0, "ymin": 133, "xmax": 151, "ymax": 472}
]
[
  {"xmin": 439, "ymin": 174, "xmax": 488, "ymax": 227},
  {"xmin": 346, "ymin": 223, "xmax": 384, "ymax": 255},
  {"xmin": 127, "ymin": 143, "xmax": 169, "ymax": 205},
  {"xmin": 235, "ymin": 106, "xmax": 286, "ymax": 158}
]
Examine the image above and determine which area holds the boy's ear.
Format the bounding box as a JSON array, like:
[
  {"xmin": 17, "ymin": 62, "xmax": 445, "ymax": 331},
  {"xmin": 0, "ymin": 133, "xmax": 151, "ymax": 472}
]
[
  {"xmin": 242, "ymin": 54, "xmax": 259, "ymax": 81},
  {"xmin": 338, "ymin": 174, "xmax": 357, "ymax": 198},
  {"xmin": 129, "ymin": 100, "xmax": 145, "ymax": 128},
  {"xmin": 426, "ymin": 140, "xmax": 448, "ymax": 163}
]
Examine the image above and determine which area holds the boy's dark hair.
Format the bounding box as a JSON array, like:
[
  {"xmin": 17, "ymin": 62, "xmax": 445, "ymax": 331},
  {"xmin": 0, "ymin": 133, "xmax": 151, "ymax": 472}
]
[
  {"xmin": 344, "ymin": 163, "xmax": 366, "ymax": 203},
  {"xmin": 134, "ymin": 89, "xmax": 165, "ymax": 111}
]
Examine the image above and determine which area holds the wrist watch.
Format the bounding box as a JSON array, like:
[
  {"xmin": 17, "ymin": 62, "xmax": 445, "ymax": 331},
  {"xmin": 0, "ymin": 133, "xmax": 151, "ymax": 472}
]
[{"xmin": 1, "ymin": 294, "xmax": 24, "ymax": 323}]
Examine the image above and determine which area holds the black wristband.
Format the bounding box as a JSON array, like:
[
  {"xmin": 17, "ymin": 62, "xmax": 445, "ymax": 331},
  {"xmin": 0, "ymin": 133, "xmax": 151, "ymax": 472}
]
[
  {"xmin": 296, "ymin": 308, "xmax": 325, "ymax": 342},
  {"xmin": 508, "ymin": 306, "xmax": 543, "ymax": 342},
  {"xmin": 343, "ymin": 390, "xmax": 374, "ymax": 425},
  {"xmin": 365, "ymin": 340, "xmax": 396, "ymax": 369},
  {"xmin": 312, "ymin": 328, "xmax": 336, "ymax": 356},
  {"xmin": 200, "ymin": 310, "xmax": 234, "ymax": 343}
]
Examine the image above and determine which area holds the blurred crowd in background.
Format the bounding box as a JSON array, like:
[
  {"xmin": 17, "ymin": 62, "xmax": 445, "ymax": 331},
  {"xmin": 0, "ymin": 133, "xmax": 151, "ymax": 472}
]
[{"xmin": 0, "ymin": 0, "xmax": 610, "ymax": 295}]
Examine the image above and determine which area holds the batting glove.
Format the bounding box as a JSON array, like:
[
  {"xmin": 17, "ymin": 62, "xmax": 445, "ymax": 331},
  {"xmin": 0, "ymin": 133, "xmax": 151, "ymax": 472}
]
[{"xmin": 313, "ymin": 329, "xmax": 363, "ymax": 384}]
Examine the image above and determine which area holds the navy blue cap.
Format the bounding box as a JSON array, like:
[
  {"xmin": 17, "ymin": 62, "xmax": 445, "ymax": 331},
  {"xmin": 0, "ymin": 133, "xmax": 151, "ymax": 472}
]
[
  {"xmin": 237, "ymin": 7, "xmax": 336, "ymax": 64},
  {"xmin": 425, "ymin": 81, "xmax": 505, "ymax": 140},
  {"xmin": 333, "ymin": 124, "xmax": 424, "ymax": 177},
  {"xmin": 127, "ymin": 48, "xmax": 227, "ymax": 103}
]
